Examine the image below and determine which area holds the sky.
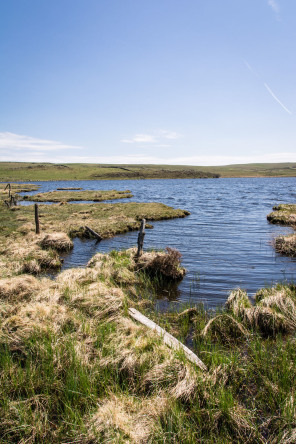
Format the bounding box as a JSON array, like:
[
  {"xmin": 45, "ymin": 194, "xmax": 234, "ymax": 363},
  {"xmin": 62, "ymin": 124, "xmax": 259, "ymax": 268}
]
[{"xmin": 0, "ymin": 0, "xmax": 296, "ymax": 166}]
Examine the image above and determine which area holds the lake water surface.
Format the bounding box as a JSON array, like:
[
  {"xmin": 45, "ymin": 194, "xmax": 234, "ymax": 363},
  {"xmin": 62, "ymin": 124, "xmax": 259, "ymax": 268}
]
[{"xmin": 22, "ymin": 177, "xmax": 296, "ymax": 308}]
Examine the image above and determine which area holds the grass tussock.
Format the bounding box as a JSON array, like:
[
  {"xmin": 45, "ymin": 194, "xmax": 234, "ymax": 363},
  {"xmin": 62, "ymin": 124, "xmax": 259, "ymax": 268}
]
[
  {"xmin": 136, "ymin": 247, "xmax": 186, "ymax": 280},
  {"xmin": 224, "ymin": 287, "xmax": 296, "ymax": 335},
  {"xmin": 0, "ymin": 275, "xmax": 41, "ymax": 302},
  {"xmin": 39, "ymin": 232, "xmax": 74, "ymax": 252},
  {"xmin": 267, "ymin": 203, "xmax": 296, "ymax": 257},
  {"xmin": 275, "ymin": 233, "xmax": 296, "ymax": 257}
]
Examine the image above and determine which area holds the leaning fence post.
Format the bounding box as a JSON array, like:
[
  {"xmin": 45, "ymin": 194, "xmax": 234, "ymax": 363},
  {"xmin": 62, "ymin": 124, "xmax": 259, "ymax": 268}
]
[
  {"xmin": 4, "ymin": 183, "xmax": 11, "ymax": 197},
  {"xmin": 136, "ymin": 219, "xmax": 146, "ymax": 257},
  {"xmin": 34, "ymin": 203, "xmax": 40, "ymax": 234}
]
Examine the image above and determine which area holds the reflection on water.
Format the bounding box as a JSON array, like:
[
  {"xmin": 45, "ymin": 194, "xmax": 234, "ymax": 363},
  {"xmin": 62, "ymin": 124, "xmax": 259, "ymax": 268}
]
[{"xmin": 19, "ymin": 177, "xmax": 296, "ymax": 308}]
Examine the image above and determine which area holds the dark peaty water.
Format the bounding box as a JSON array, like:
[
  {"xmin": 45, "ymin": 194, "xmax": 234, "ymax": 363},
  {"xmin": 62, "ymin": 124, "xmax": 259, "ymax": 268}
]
[{"xmin": 22, "ymin": 177, "xmax": 296, "ymax": 308}]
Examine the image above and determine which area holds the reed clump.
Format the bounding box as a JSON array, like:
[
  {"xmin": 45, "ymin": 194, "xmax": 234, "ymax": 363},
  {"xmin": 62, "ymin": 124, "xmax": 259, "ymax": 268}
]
[{"xmin": 267, "ymin": 203, "xmax": 296, "ymax": 257}]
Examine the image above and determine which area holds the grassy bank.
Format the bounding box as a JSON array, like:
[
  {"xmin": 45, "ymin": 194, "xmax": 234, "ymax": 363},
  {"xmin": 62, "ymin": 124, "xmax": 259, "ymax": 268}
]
[
  {"xmin": 24, "ymin": 189, "xmax": 133, "ymax": 202},
  {"xmin": 1, "ymin": 162, "xmax": 296, "ymax": 180},
  {"xmin": 1, "ymin": 244, "xmax": 296, "ymax": 442},
  {"xmin": 267, "ymin": 204, "xmax": 296, "ymax": 257}
]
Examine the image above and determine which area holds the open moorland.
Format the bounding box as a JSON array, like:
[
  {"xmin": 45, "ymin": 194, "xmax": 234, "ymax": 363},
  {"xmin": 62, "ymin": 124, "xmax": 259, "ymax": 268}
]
[
  {"xmin": 1, "ymin": 161, "xmax": 296, "ymax": 181},
  {"xmin": 1, "ymin": 185, "xmax": 296, "ymax": 442},
  {"xmin": 0, "ymin": 162, "xmax": 219, "ymax": 181}
]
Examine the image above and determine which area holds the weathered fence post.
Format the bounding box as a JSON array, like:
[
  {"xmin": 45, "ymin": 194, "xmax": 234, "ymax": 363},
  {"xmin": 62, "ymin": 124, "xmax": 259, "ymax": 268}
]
[
  {"xmin": 136, "ymin": 219, "xmax": 146, "ymax": 257},
  {"xmin": 34, "ymin": 203, "xmax": 40, "ymax": 234},
  {"xmin": 4, "ymin": 183, "xmax": 11, "ymax": 197}
]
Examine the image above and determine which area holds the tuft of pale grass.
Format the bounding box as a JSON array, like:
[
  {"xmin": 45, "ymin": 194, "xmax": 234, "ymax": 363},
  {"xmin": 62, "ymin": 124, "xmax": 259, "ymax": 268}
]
[
  {"xmin": 275, "ymin": 234, "xmax": 296, "ymax": 257},
  {"xmin": 201, "ymin": 314, "xmax": 250, "ymax": 344},
  {"xmin": 226, "ymin": 287, "xmax": 296, "ymax": 336},
  {"xmin": 39, "ymin": 232, "xmax": 73, "ymax": 252},
  {"xmin": 136, "ymin": 247, "xmax": 186, "ymax": 280},
  {"xmin": 0, "ymin": 275, "xmax": 41, "ymax": 302},
  {"xmin": 3, "ymin": 301, "xmax": 69, "ymax": 340},
  {"xmin": 86, "ymin": 393, "xmax": 169, "ymax": 443}
]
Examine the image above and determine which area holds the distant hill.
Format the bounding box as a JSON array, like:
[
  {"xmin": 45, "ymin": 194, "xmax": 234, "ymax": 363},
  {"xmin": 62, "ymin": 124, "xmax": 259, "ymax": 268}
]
[{"xmin": 0, "ymin": 162, "xmax": 295, "ymax": 181}]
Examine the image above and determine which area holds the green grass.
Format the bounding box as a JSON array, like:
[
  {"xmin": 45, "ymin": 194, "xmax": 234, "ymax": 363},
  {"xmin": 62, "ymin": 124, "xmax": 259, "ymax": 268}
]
[
  {"xmin": 24, "ymin": 189, "xmax": 133, "ymax": 202},
  {"xmin": 0, "ymin": 162, "xmax": 219, "ymax": 180}
]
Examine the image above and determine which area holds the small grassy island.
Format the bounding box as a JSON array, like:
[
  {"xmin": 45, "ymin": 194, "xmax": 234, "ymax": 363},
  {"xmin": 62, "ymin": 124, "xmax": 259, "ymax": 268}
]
[
  {"xmin": 0, "ymin": 184, "xmax": 296, "ymax": 442},
  {"xmin": 24, "ymin": 189, "xmax": 133, "ymax": 202},
  {"xmin": 267, "ymin": 204, "xmax": 296, "ymax": 256}
]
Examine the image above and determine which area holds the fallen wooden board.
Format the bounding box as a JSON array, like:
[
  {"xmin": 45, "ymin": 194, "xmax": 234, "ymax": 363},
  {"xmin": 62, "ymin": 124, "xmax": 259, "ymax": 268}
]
[
  {"xmin": 128, "ymin": 307, "xmax": 207, "ymax": 371},
  {"xmin": 85, "ymin": 225, "xmax": 102, "ymax": 241}
]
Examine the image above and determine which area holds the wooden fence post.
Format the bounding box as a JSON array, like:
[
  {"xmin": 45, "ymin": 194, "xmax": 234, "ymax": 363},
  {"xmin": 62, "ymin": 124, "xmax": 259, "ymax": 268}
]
[
  {"xmin": 4, "ymin": 183, "xmax": 11, "ymax": 197},
  {"xmin": 34, "ymin": 203, "xmax": 40, "ymax": 234},
  {"xmin": 136, "ymin": 219, "xmax": 146, "ymax": 257}
]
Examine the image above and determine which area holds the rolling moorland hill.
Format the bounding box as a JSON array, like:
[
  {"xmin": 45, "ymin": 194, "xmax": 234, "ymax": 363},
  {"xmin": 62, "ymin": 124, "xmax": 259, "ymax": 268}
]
[{"xmin": 0, "ymin": 162, "xmax": 295, "ymax": 181}]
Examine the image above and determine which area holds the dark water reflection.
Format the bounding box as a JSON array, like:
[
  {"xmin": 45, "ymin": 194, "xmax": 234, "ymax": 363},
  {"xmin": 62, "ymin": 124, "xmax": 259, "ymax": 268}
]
[{"xmin": 21, "ymin": 177, "xmax": 296, "ymax": 308}]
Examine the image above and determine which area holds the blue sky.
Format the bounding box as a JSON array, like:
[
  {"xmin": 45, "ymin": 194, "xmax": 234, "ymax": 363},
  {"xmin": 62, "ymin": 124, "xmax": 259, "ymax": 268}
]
[{"xmin": 0, "ymin": 0, "xmax": 295, "ymax": 165}]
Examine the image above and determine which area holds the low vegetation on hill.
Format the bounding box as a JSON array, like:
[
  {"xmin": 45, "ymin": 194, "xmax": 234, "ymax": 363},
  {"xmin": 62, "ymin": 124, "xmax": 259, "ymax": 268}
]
[
  {"xmin": 0, "ymin": 162, "xmax": 219, "ymax": 181},
  {"xmin": 1, "ymin": 161, "xmax": 296, "ymax": 181}
]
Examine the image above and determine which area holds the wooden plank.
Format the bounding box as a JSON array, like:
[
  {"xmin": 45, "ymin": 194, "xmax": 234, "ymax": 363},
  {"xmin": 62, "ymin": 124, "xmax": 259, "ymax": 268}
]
[
  {"xmin": 128, "ymin": 307, "xmax": 207, "ymax": 371},
  {"xmin": 85, "ymin": 225, "xmax": 102, "ymax": 241}
]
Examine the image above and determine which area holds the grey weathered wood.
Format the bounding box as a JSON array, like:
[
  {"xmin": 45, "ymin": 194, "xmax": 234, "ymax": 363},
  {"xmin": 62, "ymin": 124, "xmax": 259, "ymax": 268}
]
[
  {"xmin": 34, "ymin": 203, "xmax": 40, "ymax": 234},
  {"xmin": 136, "ymin": 219, "xmax": 146, "ymax": 257},
  {"xmin": 85, "ymin": 225, "xmax": 102, "ymax": 241},
  {"xmin": 128, "ymin": 307, "xmax": 207, "ymax": 371}
]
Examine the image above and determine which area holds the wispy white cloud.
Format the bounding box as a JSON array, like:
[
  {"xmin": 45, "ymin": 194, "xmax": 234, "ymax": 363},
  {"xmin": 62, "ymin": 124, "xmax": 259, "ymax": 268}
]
[
  {"xmin": 0, "ymin": 132, "xmax": 81, "ymax": 152},
  {"xmin": 243, "ymin": 60, "xmax": 292, "ymax": 115},
  {"xmin": 267, "ymin": 0, "xmax": 281, "ymax": 20},
  {"xmin": 268, "ymin": 0, "xmax": 279, "ymax": 14},
  {"xmin": 121, "ymin": 130, "xmax": 181, "ymax": 145},
  {"xmin": 242, "ymin": 59, "xmax": 259, "ymax": 78},
  {"xmin": 121, "ymin": 134, "xmax": 156, "ymax": 144},
  {"xmin": 264, "ymin": 83, "xmax": 292, "ymax": 115},
  {"xmin": 159, "ymin": 130, "xmax": 180, "ymax": 140}
]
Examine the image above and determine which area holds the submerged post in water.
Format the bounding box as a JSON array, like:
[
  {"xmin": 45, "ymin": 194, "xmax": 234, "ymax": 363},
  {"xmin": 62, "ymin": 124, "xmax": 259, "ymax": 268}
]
[{"xmin": 137, "ymin": 218, "xmax": 146, "ymax": 257}]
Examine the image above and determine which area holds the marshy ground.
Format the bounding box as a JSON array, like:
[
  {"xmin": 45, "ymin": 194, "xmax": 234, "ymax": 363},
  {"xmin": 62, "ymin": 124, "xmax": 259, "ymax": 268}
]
[
  {"xmin": 1, "ymin": 185, "xmax": 296, "ymax": 442},
  {"xmin": 267, "ymin": 204, "xmax": 296, "ymax": 256}
]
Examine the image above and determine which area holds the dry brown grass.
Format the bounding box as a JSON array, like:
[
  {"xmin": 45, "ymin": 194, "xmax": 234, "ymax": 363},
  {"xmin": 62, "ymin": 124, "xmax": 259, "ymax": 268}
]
[
  {"xmin": 136, "ymin": 247, "xmax": 186, "ymax": 280},
  {"xmin": 0, "ymin": 275, "xmax": 41, "ymax": 302},
  {"xmin": 39, "ymin": 232, "xmax": 73, "ymax": 252},
  {"xmin": 87, "ymin": 393, "xmax": 169, "ymax": 443},
  {"xmin": 275, "ymin": 234, "xmax": 296, "ymax": 257},
  {"xmin": 201, "ymin": 314, "xmax": 250, "ymax": 344},
  {"xmin": 225, "ymin": 287, "xmax": 296, "ymax": 336}
]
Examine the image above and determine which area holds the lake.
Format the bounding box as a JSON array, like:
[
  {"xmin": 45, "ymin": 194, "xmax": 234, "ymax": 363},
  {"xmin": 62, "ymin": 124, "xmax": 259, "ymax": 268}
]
[{"xmin": 20, "ymin": 177, "xmax": 296, "ymax": 308}]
